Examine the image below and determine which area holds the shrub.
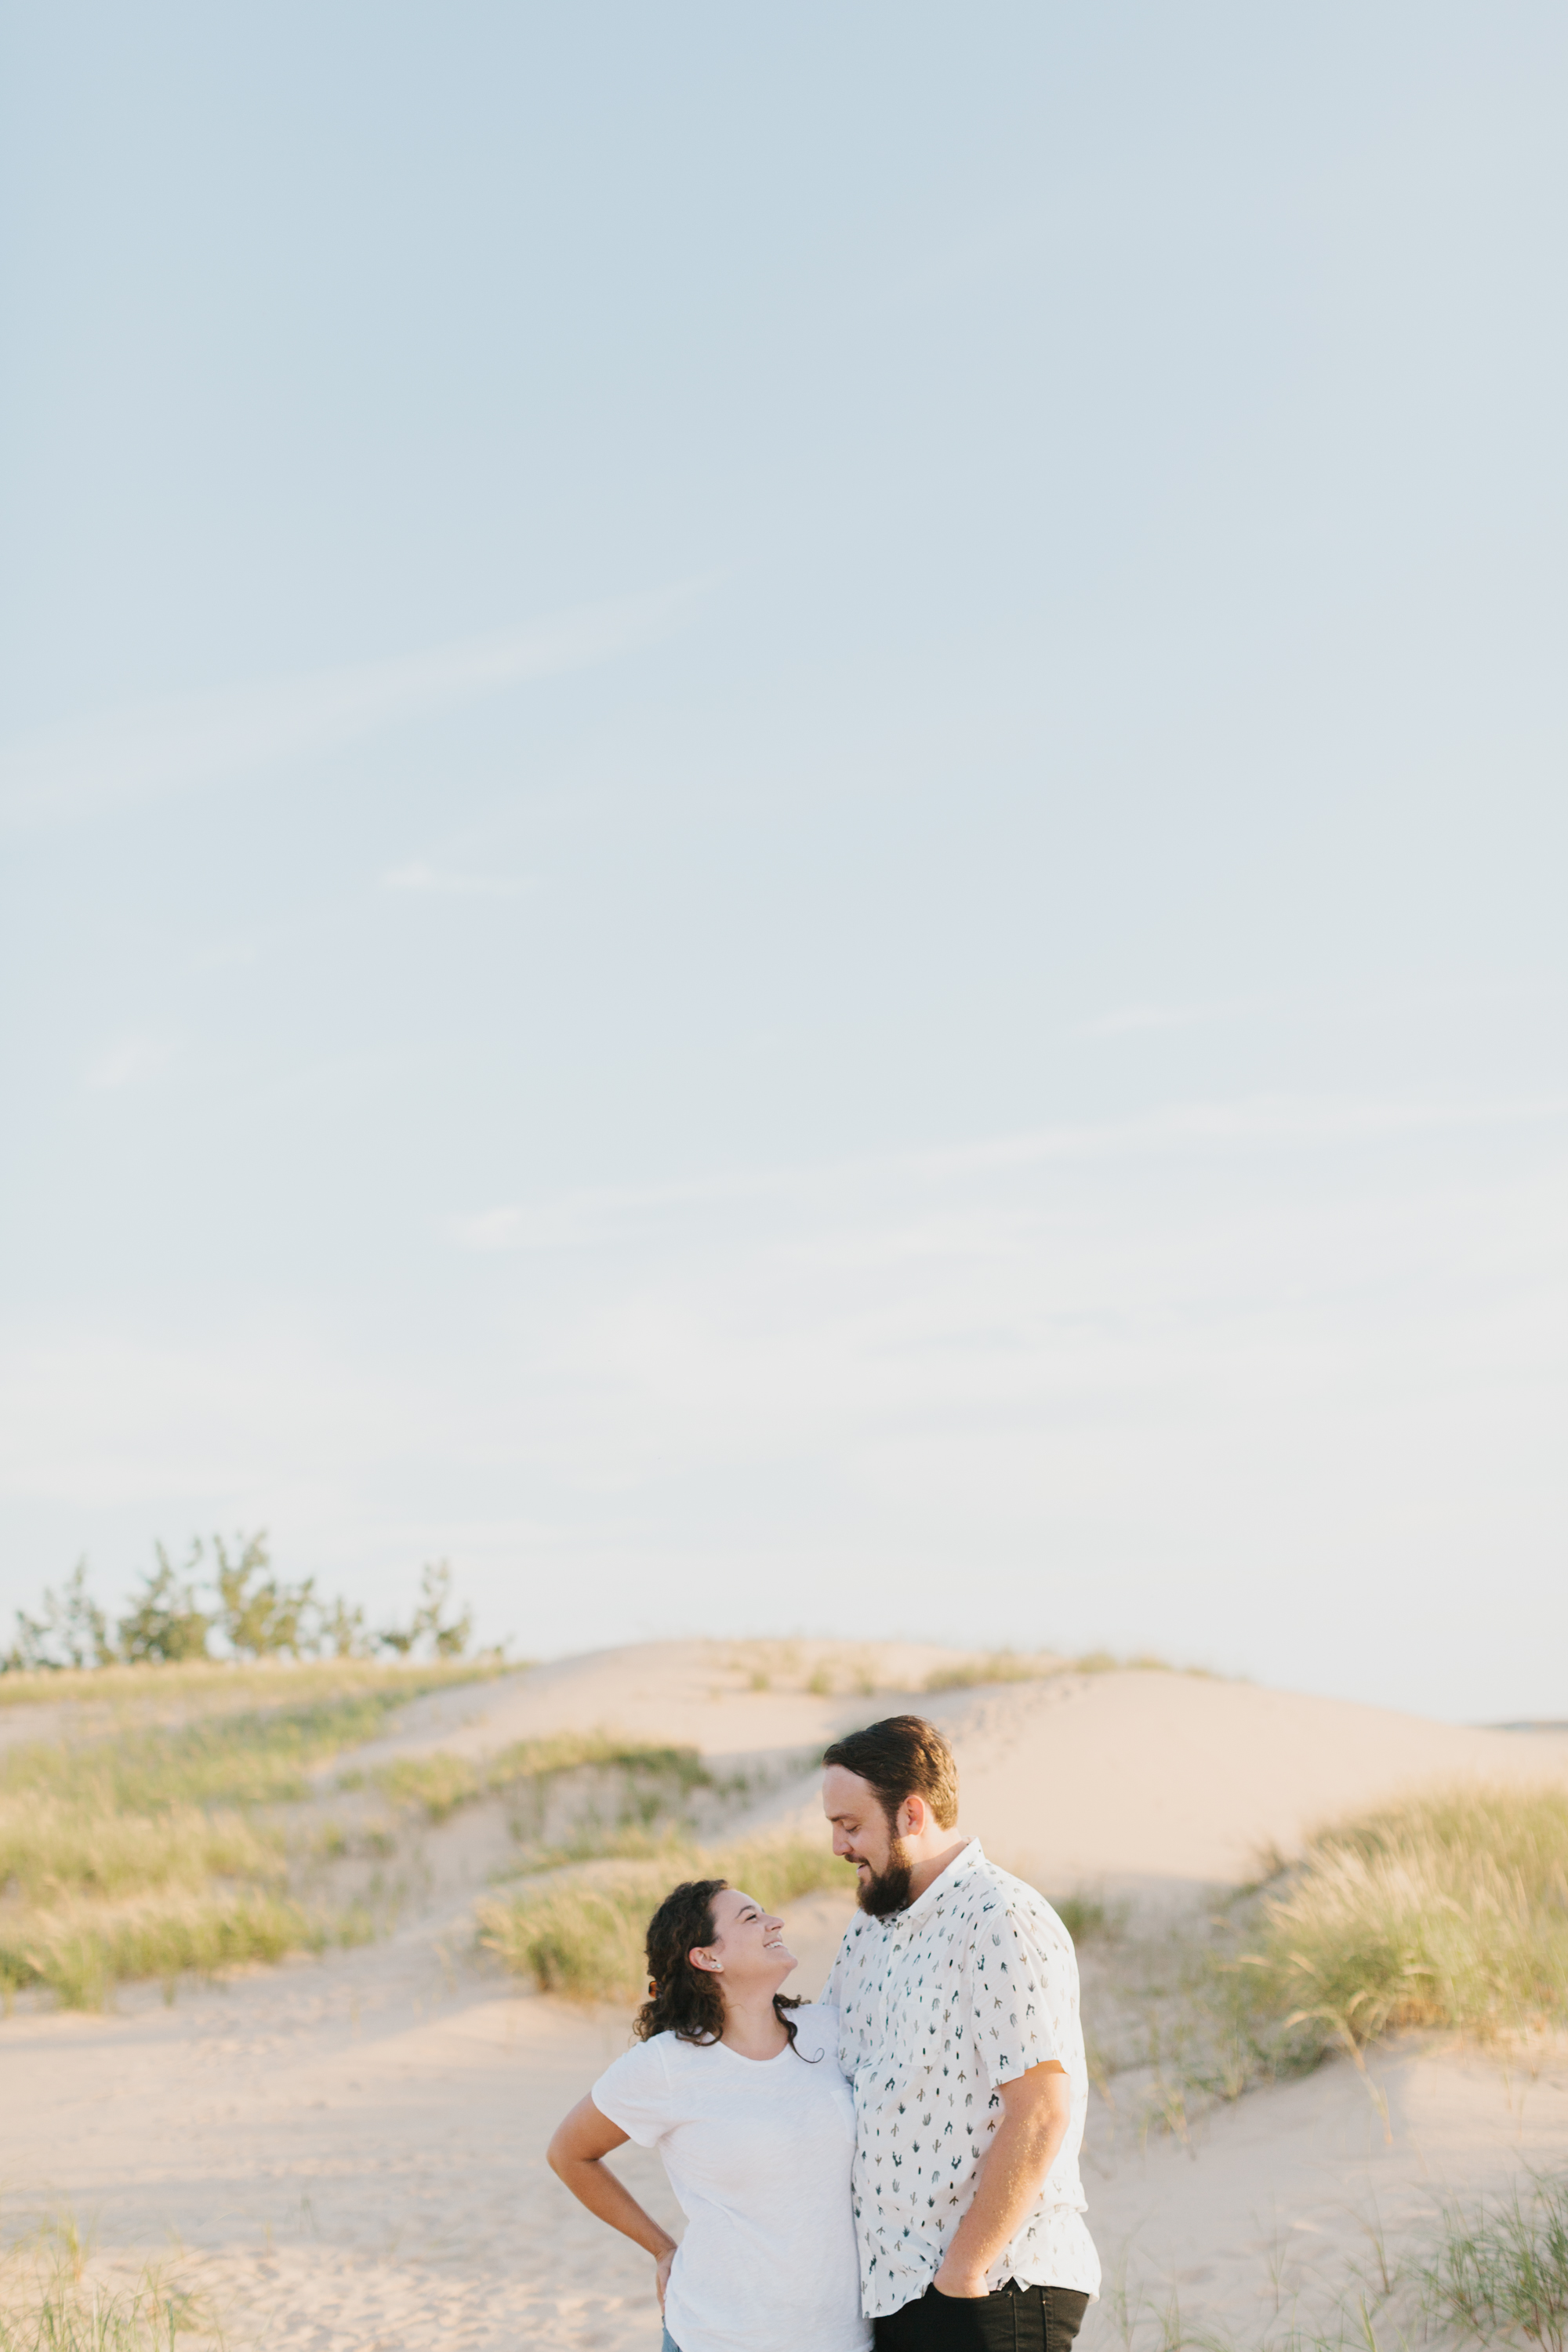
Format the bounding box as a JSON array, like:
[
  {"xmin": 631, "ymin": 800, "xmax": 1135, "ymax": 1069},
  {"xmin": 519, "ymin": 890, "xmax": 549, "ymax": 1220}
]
[{"xmin": 117, "ymin": 1546, "xmax": 212, "ymax": 1664}]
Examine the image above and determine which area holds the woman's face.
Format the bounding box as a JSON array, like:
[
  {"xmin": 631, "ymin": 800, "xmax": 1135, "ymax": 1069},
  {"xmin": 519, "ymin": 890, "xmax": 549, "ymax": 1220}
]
[{"xmin": 690, "ymin": 1886, "xmax": 797, "ymax": 1991}]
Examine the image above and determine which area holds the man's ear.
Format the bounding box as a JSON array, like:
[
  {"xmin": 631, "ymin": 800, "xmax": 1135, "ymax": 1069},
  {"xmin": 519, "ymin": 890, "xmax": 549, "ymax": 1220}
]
[{"xmin": 899, "ymin": 1794, "xmax": 928, "ymax": 1839}]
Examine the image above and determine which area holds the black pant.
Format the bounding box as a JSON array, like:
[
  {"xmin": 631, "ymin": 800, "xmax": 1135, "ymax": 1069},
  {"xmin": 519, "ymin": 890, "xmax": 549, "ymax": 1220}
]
[{"xmin": 874, "ymin": 2279, "xmax": 1090, "ymax": 2352}]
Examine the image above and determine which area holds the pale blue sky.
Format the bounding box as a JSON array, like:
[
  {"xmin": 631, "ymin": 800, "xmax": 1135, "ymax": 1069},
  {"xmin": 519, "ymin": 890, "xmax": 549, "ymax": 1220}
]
[{"xmin": 2, "ymin": 5, "xmax": 1565, "ymax": 1717}]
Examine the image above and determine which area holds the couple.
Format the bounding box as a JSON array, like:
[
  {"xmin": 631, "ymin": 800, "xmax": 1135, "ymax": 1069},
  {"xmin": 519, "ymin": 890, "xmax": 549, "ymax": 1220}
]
[{"xmin": 549, "ymin": 1715, "xmax": 1099, "ymax": 2350}]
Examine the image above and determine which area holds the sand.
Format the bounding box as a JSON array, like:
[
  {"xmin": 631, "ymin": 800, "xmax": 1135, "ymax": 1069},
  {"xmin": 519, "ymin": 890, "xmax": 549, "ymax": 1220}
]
[{"xmin": 5, "ymin": 1642, "xmax": 1568, "ymax": 2349}]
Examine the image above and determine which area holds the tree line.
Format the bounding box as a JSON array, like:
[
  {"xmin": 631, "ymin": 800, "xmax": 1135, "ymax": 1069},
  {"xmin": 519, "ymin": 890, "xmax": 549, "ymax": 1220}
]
[{"xmin": 1, "ymin": 1532, "xmax": 479, "ymax": 1672}]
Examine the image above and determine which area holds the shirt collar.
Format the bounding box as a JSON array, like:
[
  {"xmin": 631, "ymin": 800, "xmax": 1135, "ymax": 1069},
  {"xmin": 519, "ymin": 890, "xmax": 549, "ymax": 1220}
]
[{"xmin": 897, "ymin": 1834, "xmax": 984, "ymax": 1932}]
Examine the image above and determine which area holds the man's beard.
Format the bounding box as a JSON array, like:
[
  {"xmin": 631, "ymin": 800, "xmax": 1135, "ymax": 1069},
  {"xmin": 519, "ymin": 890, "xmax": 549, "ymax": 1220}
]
[{"xmin": 855, "ymin": 1838, "xmax": 914, "ymax": 1918}]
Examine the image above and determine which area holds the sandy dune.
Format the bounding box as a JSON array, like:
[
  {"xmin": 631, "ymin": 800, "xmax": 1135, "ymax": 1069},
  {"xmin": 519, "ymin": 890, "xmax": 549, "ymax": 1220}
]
[
  {"xmin": 353, "ymin": 1642, "xmax": 1568, "ymax": 1902},
  {"xmin": 926, "ymin": 1668, "xmax": 1568, "ymax": 1900},
  {"xmin": 5, "ymin": 1640, "xmax": 1568, "ymax": 2350}
]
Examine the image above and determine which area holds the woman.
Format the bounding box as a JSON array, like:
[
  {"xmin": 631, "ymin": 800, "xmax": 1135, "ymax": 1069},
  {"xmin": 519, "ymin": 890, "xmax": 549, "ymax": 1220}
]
[{"xmin": 547, "ymin": 1876, "xmax": 869, "ymax": 2352}]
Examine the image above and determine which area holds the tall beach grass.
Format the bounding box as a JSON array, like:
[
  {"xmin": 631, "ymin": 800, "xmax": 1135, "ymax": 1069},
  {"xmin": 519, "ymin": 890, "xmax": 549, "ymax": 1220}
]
[
  {"xmin": 1417, "ymin": 2169, "xmax": 1568, "ymax": 2351},
  {"xmin": 366, "ymin": 1733, "xmax": 713, "ymax": 1824},
  {"xmin": 0, "ymin": 1652, "xmax": 503, "ymax": 1715},
  {"xmin": 0, "ymin": 1891, "xmax": 371, "ymax": 2012},
  {"xmin": 477, "ymin": 1834, "xmax": 852, "ymax": 2000},
  {"xmin": 1247, "ymin": 1784, "xmax": 1568, "ymax": 2059},
  {"xmin": 1102, "ymin": 2169, "xmax": 1568, "ymax": 2348},
  {"xmin": 0, "ymin": 2225, "xmax": 212, "ymax": 2352},
  {"xmin": 0, "ymin": 1659, "xmax": 484, "ymax": 2008}
]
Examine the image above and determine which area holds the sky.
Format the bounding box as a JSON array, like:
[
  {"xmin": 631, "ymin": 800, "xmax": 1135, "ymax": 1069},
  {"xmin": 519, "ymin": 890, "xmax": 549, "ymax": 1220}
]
[{"xmin": 2, "ymin": 3, "xmax": 1565, "ymax": 1721}]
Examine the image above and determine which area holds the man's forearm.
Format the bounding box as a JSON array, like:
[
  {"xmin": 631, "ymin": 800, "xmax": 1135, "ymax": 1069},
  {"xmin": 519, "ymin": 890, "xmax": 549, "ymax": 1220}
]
[{"xmin": 935, "ymin": 2103, "xmax": 1069, "ymax": 2288}]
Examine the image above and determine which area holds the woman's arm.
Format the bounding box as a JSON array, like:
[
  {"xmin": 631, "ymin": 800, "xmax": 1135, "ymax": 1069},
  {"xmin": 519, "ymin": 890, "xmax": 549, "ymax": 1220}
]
[{"xmin": 546, "ymin": 2096, "xmax": 679, "ymax": 2307}]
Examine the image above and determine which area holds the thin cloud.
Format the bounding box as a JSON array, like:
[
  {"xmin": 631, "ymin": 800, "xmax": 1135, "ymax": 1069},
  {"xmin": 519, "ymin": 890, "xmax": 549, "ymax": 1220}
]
[
  {"xmin": 85, "ymin": 1036, "xmax": 176, "ymax": 1091},
  {"xmin": 379, "ymin": 862, "xmax": 534, "ymax": 901},
  {"xmin": 1081, "ymin": 1001, "xmax": 1233, "ymax": 1037},
  {"xmin": 447, "ymin": 1091, "xmax": 1568, "ymax": 1250},
  {"xmin": 451, "ymin": 1207, "xmax": 535, "ymax": 1251},
  {"xmin": 0, "ymin": 580, "xmax": 706, "ymax": 829}
]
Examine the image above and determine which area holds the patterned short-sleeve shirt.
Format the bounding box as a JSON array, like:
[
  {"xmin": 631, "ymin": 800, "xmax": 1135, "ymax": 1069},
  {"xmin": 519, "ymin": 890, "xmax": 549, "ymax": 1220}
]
[{"xmin": 824, "ymin": 1838, "xmax": 1100, "ymax": 2318}]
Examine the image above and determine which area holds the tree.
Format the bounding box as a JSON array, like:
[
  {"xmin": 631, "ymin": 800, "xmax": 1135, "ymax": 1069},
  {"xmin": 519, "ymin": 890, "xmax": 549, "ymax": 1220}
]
[
  {"xmin": 2, "ymin": 1561, "xmax": 114, "ymax": 1671},
  {"xmin": 379, "ymin": 1559, "xmax": 472, "ymax": 1659},
  {"xmin": 318, "ymin": 1595, "xmax": 375, "ymax": 1658},
  {"xmin": 117, "ymin": 1544, "xmax": 212, "ymax": 1663},
  {"xmin": 211, "ymin": 1530, "xmax": 317, "ymax": 1658},
  {"xmin": 2, "ymin": 1534, "xmax": 482, "ymax": 1674}
]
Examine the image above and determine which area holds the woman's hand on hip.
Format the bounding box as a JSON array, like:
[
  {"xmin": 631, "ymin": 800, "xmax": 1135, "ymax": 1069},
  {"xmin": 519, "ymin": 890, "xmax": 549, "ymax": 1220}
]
[{"xmin": 655, "ymin": 2246, "xmax": 675, "ymax": 2310}]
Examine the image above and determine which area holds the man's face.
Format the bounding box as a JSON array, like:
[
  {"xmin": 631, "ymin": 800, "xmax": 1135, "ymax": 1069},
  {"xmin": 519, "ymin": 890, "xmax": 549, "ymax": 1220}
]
[{"xmin": 822, "ymin": 1764, "xmax": 913, "ymax": 1917}]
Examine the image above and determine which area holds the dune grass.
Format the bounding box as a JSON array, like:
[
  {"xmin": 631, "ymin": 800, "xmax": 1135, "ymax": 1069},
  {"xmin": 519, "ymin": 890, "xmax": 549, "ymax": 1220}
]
[
  {"xmin": 2, "ymin": 1679, "xmax": 498, "ymax": 1815},
  {"xmin": 0, "ymin": 1661, "xmax": 483, "ymax": 2009},
  {"xmin": 1417, "ymin": 2170, "xmax": 1568, "ymax": 2351},
  {"xmin": 0, "ymin": 1891, "xmax": 370, "ymax": 2013},
  {"xmin": 921, "ymin": 1650, "xmax": 1208, "ymax": 1693},
  {"xmin": 366, "ymin": 1733, "xmax": 713, "ymax": 1824},
  {"xmin": 0, "ymin": 1794, "xmax": 280, "ymax": 1906},
  {"xmin": 0, "ymin": 2224, "xmax": 212, "ymax": 2351},
  {"xmin": 1112, "ymin": 2171, "xmax": 1568, "ymax": 2349},
  {"xmin": 1084, "ymin": 1784, "xmax": 1568, "ymax": 2156},
  {"xmin": 0, "ymin": 1652, "xmax": 503, "ymax": 1715},
  {"xmin": 476, "ymin": 1834, "xmax": 854, "ymax": 2000},
  {"xmin": 1245, "ymin": 1784, "xmax": 1568, "ymax": 2060}
]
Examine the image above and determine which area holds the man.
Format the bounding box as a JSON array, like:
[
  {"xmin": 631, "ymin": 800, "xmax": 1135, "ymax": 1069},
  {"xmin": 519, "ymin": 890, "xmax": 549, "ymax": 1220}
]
[{"xmin": 822, "ymin": 1715, "xmax": 1098, "ymax": 2350}]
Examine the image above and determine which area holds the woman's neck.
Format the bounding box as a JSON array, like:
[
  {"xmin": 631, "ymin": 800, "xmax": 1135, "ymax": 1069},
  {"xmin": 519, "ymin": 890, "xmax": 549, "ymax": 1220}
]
[{"xmin": 718, "ymin": 1985, "xmax": 790, "ymax": 2059}]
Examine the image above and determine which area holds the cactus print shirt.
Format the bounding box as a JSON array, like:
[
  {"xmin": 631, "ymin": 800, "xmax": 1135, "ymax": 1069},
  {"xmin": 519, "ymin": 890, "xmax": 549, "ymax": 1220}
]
[{"xmin": 823, "ymin": 1838, "xmax": 1099, "ymax": 2318}]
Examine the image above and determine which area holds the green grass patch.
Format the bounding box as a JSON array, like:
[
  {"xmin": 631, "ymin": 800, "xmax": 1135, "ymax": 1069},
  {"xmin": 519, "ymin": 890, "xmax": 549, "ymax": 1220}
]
[
  {"xmin": 476, "ymin": 1833, "xmax": 852, "ymax": 2002},
  {"xmin": 923, "ymin": 1652, "xmax": 1062, "ymax": 1692},
  {"xmin": 0, "ymin": 1662, "xmax": 480, "ymax": 2008},
  {"xmin": 370, "ymin": 1733, "xmax": 713, "ymax": 1823},
  {"xmin": 0, "ymin": 1652, "xmax": 506, "ymax": 1715},
  {"xmin": 1417, "ymin": 2171, "xmax": 1568, "ymax": 2351},
  {"xmin": 0, "ymin": 1676, "xmax": 493, "ymax": 1813},
  {"xmin": 0, "ymin": 2224, "xmax": 214, "ymax": 2350},
  {"xmin": 921, "ymin": 1650, "xmax": 1202, "ymax": 1693},
  {"xmin": 1244, "ymin": 1784, "xmax": 1568, "ymax": 2058},
  {"xmin": 1083, "ymin": 1785, "xmax": 1568, "ymax": 2153},
  {"xmin": 0, "ymin": 1889, "xmax": 371, "ymax": 2011},
  {"xmin": 0, "ymin": 1794, "xmax": 280, "ymax": 1905},
  {"xmin": 1050, "ymin": 1893, "xmax": 1109, "ymax": 1941}
]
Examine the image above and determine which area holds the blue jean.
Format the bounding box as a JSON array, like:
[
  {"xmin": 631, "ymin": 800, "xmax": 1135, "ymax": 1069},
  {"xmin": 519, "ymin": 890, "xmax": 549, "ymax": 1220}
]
[{"xmin": 660, "ymin": 2332, "xmax": 680, "ymax": 2352}]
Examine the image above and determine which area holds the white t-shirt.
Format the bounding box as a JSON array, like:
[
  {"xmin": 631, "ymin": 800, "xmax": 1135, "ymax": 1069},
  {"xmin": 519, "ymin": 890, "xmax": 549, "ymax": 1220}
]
[{"xmin": 591, "ymin": 2002, "xmax": 870, "ymax": 2352}]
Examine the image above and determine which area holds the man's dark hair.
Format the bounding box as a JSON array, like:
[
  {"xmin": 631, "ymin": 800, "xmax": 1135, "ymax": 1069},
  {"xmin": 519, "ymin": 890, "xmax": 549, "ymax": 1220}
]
[{"xmin": 821, "ymin": 1714, "xmax": 959, "ymax": 1832}]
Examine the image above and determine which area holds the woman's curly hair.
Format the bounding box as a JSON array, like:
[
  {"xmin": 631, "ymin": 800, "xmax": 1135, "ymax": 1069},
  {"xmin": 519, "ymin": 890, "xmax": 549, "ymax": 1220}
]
[{"xmin": 633, "ymin": 1877, "xmax": 806, "ymax": 2050}]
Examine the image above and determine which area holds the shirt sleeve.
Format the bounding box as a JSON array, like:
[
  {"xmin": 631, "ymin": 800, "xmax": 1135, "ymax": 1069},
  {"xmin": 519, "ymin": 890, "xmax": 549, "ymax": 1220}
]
[
  {"xmin": 590, "ymin": 2036, "xmax": 671, "ymax": 2147},
  {"xmin": 967, "ymin": 1900, "xmax": 1068, "ymax": 2088},
  {"xmin": 792, "ymin": 2001, "xmax": 849, "ymax": 2073}
]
